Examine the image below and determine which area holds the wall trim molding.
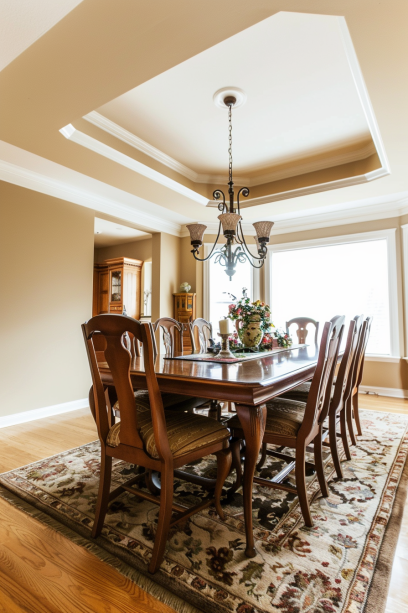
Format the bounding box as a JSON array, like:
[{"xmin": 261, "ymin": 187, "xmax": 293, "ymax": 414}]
[
  {"xmin": 84, "ymin": 112, "xmax": 377, "ymax": 188},
  {"xmin": 0, "ymin": 398, "xmax": 88, "ymax": 429},
  {"xmin": 365, "ymin": 355, "xmax": 401, "ymax": 363},
  {"xmin": 359, "ymin": 385, "xmax": 408, "ymax": 399},
  {"xmin": 60, "ymin": 124, "xmax": 209, "ymax": 206}
]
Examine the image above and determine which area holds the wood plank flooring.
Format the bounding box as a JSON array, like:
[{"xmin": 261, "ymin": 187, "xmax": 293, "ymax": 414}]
[{"xmin": 0, "ymin": 396, "xmax": 407, "ymax": 612}]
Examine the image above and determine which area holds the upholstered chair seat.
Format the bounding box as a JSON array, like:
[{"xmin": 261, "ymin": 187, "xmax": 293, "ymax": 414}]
[
  {"xmin": 228, "ymin": 397, "xmax": 307, "ymax": 438},
  {"xmin": 107, "ymin": 404, "xmax": 230, "ymax": 459},
  {"xmin": 281, "ymin": 379, "xmax": 335, "ymax": 403}
]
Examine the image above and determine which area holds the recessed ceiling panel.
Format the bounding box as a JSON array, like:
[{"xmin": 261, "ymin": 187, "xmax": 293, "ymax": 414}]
[{"xmin": 97, "ymin": 12, "xmax": 372, "ymax": 177}]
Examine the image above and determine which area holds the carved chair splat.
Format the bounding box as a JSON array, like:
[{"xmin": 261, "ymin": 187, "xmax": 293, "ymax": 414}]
[{"xmin": 286, "ymin": 317, "xmax": 319, "ymax": 345}]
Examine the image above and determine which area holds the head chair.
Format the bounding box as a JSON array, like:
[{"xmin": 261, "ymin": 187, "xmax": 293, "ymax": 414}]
[
  {"xmin": 153, "ymin": 317, "xmax": 183, "ymax": 358},
  {"xmin": 286, "ymin": 317, "xmax": 319, "ymax": 344}
]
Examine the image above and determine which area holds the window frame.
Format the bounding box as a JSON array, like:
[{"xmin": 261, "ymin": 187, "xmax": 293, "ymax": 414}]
[
  {"xmin": 265, "ymin": 228, "xmax": 400, "ymax": 358},
  {"xmin": 203, "ymin": 242, "xmax": 258, "ymax": 324}
]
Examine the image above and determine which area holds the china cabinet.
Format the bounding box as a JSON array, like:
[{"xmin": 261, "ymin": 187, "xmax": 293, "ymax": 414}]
[
  {"xmin": 93, "ymin": 257, "xmax": 143, "ymax": 319},
  {"xmin": 173, "ymin": 292, "xmax": 196, "ymax": 354}
]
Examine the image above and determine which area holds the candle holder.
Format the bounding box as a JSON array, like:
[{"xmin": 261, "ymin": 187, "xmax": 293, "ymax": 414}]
[{"xmin": 217, "ymin": 333, "xmax": 235, "ymax": 359}]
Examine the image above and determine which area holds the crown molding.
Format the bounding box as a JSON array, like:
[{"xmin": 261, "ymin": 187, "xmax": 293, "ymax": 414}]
[
  {"xmin": 181, "ymin": 196, "xmax": 408, "ymax": 238},
  {"xmin": 0, "ymin": 157, "xmax": 184, "ymax": 236},
  {"xmin": 84, "ymin": 111, "xmax": 378, "ymax": 189},
  {"xmin": 60, "ymin": 124, "xmax": 209, "ymax": 206}
]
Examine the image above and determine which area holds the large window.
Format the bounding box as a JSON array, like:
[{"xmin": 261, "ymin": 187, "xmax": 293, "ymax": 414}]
[
  {"xmin": 268, "ymin": 231, "xmax": 398, "ymax": 356},
  {"xmin": 204, "ymin": 245, "xmax": 254, "ymax": 335}
]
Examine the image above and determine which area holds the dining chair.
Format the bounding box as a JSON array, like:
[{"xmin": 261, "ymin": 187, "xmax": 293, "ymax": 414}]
[
  {"xmin": 277, "ymin": 315, "xmax": 365, "ymax": 478},
  {"xmin": 189, "ymin": 318, "xmax": 213, "ymax": 353},
  {"xmin": 346, "ymin": 316, "xmax": 373, "ymax": 444},
  {"xmin": 153, "ymin": 317, "xmax": 209, "ymax": 414},
  {"xmin": 82, "ymin": 314, "xmax": 231, "ymax": 574},
  {"xmin": 227, "ymin": 315, "xmax": 344, "ymax": 527},
  {"xmin": 286, "ymin": 317, "xmax": 319, "ymax": 344},
  {"xmin": 189, "ymin": 317, "xmax": 225, "ymax": 420}
]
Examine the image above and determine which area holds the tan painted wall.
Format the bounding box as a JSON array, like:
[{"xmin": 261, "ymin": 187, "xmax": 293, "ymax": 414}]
[
  {"xmin": 94, "ymin": 238, "xmax": 152, "ymax": 263},
  {"xmin": 0, "ymin": 182, "xmax": 94, "ymax": 417},
  {"xmin": 151, "ymin": 233, "xmax": 181, "ymax": 322}
]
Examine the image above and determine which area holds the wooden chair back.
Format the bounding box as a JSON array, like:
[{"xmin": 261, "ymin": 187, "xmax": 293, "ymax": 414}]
[
  {"xmin": 330, "ymin": 316, "xmax": 363, "ymax": 413},
  {"xmin": 300, "ymin": 315, "xmax": 344, "ymax": 437},
  {"xmin": 153, "ymin": 317, "xmax": 183, "ymax": 358},
  {"xmin": 352, "ymin": 316, "xmax": 373, "ymax": 392},
  {"xmin": 189, "ymin": 318, "xmax": 213, "ymax": 354},
  {"xmin": 82, "ymin": 315, "xmax": 171, "ymax": 461},
  {"xmin": 286, "ymin": 317, "xmax": 319, "ymax": 344}
]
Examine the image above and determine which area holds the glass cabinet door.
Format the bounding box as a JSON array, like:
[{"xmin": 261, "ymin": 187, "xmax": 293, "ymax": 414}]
[{"xmin": 111, "ymin": 270, "xmax": 122, "ymax": 302}]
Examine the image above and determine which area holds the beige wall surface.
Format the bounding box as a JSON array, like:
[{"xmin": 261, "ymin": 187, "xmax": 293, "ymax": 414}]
[
  {"xmin": 94, "ymin": 238, "xmax": 152, "ymax": 264},
  {"xmin": 0, "ymin": 182, "xmax": 94, "ymax": 417},
  {"xmin": 151, "ymin": 233, "xmax": 181, "ymax": 323}
]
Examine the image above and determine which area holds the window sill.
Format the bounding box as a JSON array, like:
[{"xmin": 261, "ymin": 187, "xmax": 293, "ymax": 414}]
[{"xmin": 365, "ymin": 355, "xmax": 400, "ymax": 363}]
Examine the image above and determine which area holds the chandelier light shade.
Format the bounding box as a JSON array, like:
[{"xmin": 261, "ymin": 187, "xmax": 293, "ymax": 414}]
[
  {"xmin": 187, "ymin": 90, "xmax": 275, "ymax": 279},
  {"xmin": 218, "ymin": 213, "xmax": 242, "ymax": 235},
  {"xmin": 253, "ymin": 221, "xmax": 274, "ymax": 243},
  {"xmin": 186, "ymin": 223, "xmax": 207, "ymax": 248}
]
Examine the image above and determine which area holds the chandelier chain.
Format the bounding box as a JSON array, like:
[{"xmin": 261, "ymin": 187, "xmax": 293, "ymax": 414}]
[{"xmin": 228, "ymin": 104, "xmax": 233, "ymax": 184}]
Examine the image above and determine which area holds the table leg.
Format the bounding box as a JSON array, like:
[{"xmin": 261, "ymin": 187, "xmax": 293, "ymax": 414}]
[{"xmin": 235, "ymin": 403, "xmax": 267, "ymax": 558}]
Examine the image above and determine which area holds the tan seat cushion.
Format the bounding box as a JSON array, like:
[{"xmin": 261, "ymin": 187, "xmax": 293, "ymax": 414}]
[
  {"xmin": 106, "ymin": 409, "xmax": 230, "ymax": 459},
  {"xmin": 281, "ymin": 381, "xmax": 311, "ymax": 402},
  {"xmin": 226, "ymin": 398, "xmax": 307, "ymax": 438}
]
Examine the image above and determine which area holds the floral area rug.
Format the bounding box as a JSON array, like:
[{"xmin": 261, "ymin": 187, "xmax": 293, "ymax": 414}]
[{"xmin": 0, "ymin": 409, "xmax": 407, "ymax": 613}]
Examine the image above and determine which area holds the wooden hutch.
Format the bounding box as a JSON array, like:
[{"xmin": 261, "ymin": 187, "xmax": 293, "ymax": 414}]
[
  {"xmin": 93, "ymin": 257, "xmax": 143, "ymax": 319},
  {"xmin": 173, "ymin": 292, "xmax": 196, "ymax": 354}
]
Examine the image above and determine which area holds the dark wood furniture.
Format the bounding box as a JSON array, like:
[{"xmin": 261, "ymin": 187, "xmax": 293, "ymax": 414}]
[
  {"xmin": 98, "ymin": 342, "xmax": 322, "ymax": 557},
  {"xmin": 347, "ymin": 316, "xmax": 373, "ymax": 443},
  {"xmin": 228, "ymin": 316, "xmax": 344, "ymax": 527},
  {"xmin": 93, "ymin": 257, "xmax": 143, "ymax": 319},
  {"xmin": 82, "ymin": 315, "xmax": 231, "ymax": 574},
  {"xmin": 286, "ymin": 317, "xmax": 319, "ymax": 344},
  {"xmin": 173, "ymin": 292, "xmax": 196, "ymax": 354}
]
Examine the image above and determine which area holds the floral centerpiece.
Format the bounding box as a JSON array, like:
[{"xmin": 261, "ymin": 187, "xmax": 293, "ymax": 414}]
[{"xmin": 227, "ymin": 293, "xmax": 292, "ymax": 350}]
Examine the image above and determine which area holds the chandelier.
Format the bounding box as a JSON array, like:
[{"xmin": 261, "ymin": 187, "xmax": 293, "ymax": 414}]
[{"xmin": 186, "ymin": 93, "xmax": 274, "ymax": 280}]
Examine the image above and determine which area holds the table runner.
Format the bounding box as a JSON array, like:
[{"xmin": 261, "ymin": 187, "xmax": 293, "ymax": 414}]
[{"xmin": 165, "ymin": 343, "xmax": 306, "ymax": 363}]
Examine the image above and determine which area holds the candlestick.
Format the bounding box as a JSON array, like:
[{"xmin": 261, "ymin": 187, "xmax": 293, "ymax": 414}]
[
  {"xmin": 217, "ymin": 333, "xmax": 235, "ymax": 358},
  {"xmin": 219, "ymin": 318, "xmax": 231, "ymax": 335}
]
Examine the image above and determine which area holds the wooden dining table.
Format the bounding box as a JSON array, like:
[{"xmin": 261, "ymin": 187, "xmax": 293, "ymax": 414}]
[{"xmin": 98, "ymin": 343, "xmax": 320, "ymax": 558}]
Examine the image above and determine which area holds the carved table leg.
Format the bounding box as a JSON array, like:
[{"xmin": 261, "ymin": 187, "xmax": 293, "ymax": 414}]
[{"xmin": 235, "ymin": 403, "xmax": 267, "ymax": 558}]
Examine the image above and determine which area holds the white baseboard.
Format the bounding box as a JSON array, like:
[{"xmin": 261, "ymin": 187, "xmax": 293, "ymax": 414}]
[
  {"xmin": 359, "ymin": 385, "xmax": 408, "ymax": 399},
  {"xmin": 0, "ymin": 398, "xmax": 89, "ymax": 429}
]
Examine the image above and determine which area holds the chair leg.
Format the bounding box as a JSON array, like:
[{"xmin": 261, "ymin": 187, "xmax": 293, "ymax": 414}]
[
  {"xmin": 214, "ymin": 449, "xmax": 232, "ymax": 520},
  {"xmin": 148, "ymin": 465, "xmax": 174, "ymax": 574},
  {"xmin": 295, "ymin": 443, "xmax": 313, "ymax": 527},
  {"xmin": 329, "ymin": 411, "xmax": 343, "ymax": 479},
  {"xmin": 340, "ymin": 406, "xmax": 352, "ymax": 461},
  {"xmin": 229, "ymin": 438, "xmax": 243, "ymax": 494},
  {"xmin": 209, "ymin": 399, "xmax": 221, "ymax": 420},
  {"xmin": 346, "ymin": 396, "xmax": 357, "ymax": 446},
  {"xmin": 92, "ymin": 451, "xmax": 112, "ymax": 538},
  {"xmin": 314, "ymin": 427, "xmax": 329, "ymax": 497},
  {"xmin": 256, "ymin": 442, "xmax": 267, "ymax": 471},
  {"xmin": 353, "ymin": 392, "xmax": 362, "ymax": 436}
]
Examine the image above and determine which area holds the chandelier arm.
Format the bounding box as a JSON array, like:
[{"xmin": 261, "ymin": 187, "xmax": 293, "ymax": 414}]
[
  {"xmin": 236, "ymin": 187, "xmax": 250, "ymax": 216},
  {"xmin": 191, "ymin": 222, "xmax": 222, "ymax": 262},
  {"xmin": 238, "ymin": 223, "xmax": 267, "ymax": 262},
  {"xmin": 213, "ymin": 189, "xmax": 226, "ymax": 213},
  {"xmin": 234, "ymin": 248, "xmax": 265, "ymax": 269}
]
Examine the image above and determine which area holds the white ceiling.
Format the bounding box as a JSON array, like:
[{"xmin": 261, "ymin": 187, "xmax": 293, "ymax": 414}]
[
  {"xmin": 97, "ymin": 12, "xmax": 372, "ymax": 177},
  {"xmin": 0, "ymin": 0, "xmax": 83, "ymax": 72},
  {"xmin": 94, "ymin": 217, "xmax": 150, "ymax": 248}
]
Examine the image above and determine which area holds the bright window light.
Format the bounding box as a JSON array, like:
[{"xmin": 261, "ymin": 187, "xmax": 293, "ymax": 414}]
[
  {"xmin": 270, "ymin": 239, "xmax": 391, "ymax": 355},
  {"xmin": 208, "ymin": 252, "xmax": 253, "ymax": 334}
]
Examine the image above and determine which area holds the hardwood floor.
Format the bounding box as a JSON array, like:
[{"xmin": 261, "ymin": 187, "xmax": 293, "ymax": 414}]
[{"xmin": 0, "ymin": 396, "xmax": 407, "ymax": 612}]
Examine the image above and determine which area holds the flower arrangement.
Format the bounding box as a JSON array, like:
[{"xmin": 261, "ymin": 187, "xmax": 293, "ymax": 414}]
[{"xmin": 227, "ymin": 297, "xmax": 273, "ymax": 334}]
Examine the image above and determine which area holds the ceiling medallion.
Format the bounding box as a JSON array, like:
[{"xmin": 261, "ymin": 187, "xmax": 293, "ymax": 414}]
[{"xmin": 186, "ymin": 90, "xmax": 274, "ymax": 280}]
